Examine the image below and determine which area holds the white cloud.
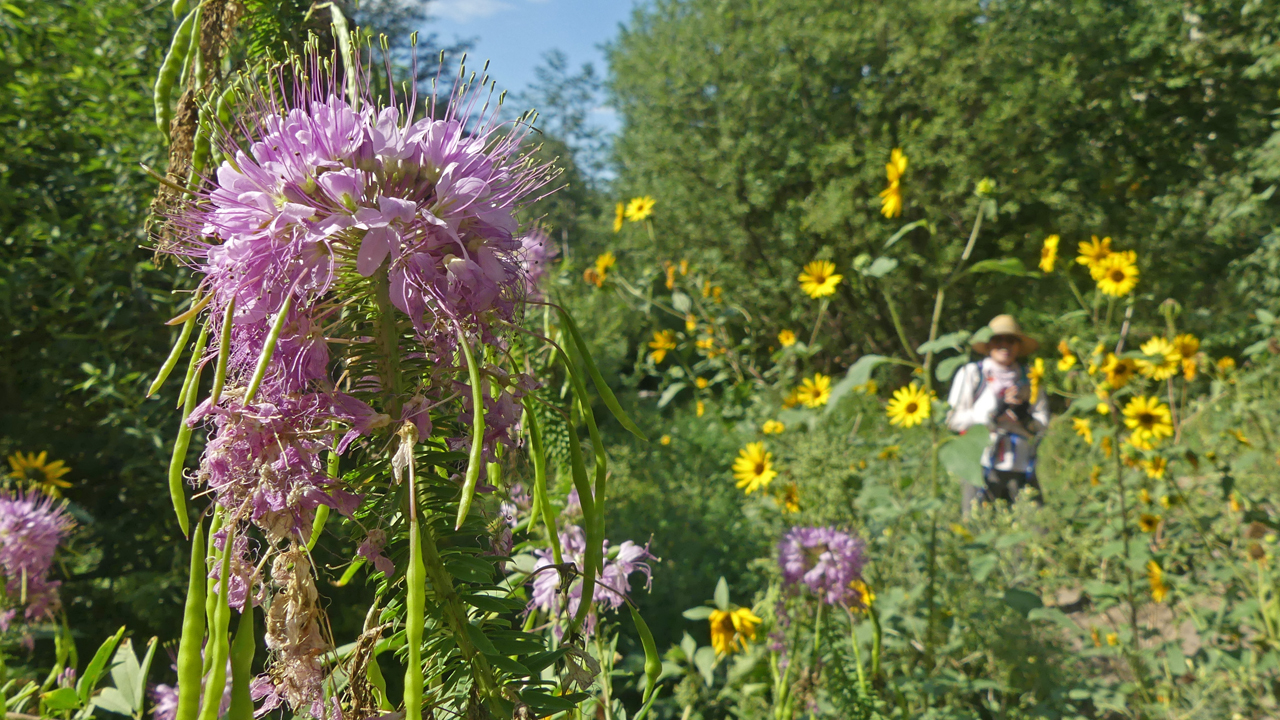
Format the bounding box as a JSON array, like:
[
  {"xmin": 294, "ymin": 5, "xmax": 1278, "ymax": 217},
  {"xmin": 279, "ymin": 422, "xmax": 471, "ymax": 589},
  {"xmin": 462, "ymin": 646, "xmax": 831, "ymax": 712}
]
[{"xmin": 431, "ymin": 0, "xmax": 514, "ymax": 22}]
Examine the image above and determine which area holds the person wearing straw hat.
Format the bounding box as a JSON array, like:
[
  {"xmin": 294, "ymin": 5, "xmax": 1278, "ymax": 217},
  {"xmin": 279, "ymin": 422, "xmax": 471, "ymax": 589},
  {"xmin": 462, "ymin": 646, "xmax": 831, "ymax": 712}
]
[{"xmin": 946, "ymin": 314, "xmax": 1050, "ymax": 515}]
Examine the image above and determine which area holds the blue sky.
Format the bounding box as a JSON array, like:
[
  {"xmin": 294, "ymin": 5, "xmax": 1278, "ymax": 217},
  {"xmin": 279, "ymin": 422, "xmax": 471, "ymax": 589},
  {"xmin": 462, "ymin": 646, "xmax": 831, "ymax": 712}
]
[{"xmin": 423, "ymin": 0, "xmax": 636, "ymax": 101}]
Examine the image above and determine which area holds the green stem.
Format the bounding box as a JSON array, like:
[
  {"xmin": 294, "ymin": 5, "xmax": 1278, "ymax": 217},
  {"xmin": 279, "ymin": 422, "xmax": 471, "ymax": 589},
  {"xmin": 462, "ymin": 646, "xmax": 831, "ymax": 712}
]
[
  {"xmin": 880, "ymin": 288, "xmax": 918, "ymax": 362},
  {"xmin": 870, "ymin": 605, "xmax": 882, "ymax": 679},
  {"xmin": 168, "ymin": 321, "xmax": 209, "ymax": 538},
  {"xmin": 210, "ymin": 298, "xmax": 234, "ymax": 407},
  {"xmin": 373, "ymin": 269, "xmax": 402, "ymax": 418},
  {"xmin": 808, "ymin": 297, "xmax": 829, "ymax": 348},
  {"xmin": 847, "ymin": 608, "xmax": 869, "ymax": 698}
]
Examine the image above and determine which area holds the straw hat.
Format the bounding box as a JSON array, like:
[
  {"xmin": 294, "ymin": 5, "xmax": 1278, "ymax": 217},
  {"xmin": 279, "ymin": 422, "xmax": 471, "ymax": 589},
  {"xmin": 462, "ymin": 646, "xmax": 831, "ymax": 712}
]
[{"xmin": 971, "ymin": 314, "xmax": 1038, "ymax": 357}]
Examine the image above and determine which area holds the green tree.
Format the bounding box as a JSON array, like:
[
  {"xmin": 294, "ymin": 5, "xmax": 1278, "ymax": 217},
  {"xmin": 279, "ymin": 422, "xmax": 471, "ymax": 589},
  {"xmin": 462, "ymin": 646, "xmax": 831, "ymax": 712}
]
[{"xmin": 607, "ymin": 0, "xmax": 1280, "ymax": 358}]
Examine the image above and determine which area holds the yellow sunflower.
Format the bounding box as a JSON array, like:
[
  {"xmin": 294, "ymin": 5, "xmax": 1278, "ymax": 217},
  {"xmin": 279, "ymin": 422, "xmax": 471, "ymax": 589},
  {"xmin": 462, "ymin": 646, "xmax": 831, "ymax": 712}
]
[
  {"xmin": 696, "ymin": 400, "xmax": 706, "ymax": 417},
  {"xmin": 1028, "ymin": 357, "xmax": 1045, "ymax": 403},
  {"xmin": 1217, "ymin": 356, "xmax": 1236, "ymax": 373},
  {"xmin": 795, "ymin": 373, "xmax": 832, "ymax": 408},
  {"xmin": 1039, "ymin": 234, "xmax": 1060, "ymax": 273},
  {"xmin": 850, "ymin": 579, "xmax": 875, "ymax": 611},
  {"xmin": 685, "ymin": 314, "xmax": 697, "ymax": 332},
  {"xmin": 879, "ymin": 148, "xmax": 908, "ymax": 218},
  {"xmin": 732, "ymin": 442, "xmax": 777, "ymax": 494},
  {"xmin": 761, "ymin": 420, "xmax": 785, "ymax": 435},
  {"xmin": 695, "ymin": 377, "xmax": 709, "ymax": 389},
  {"xmin": 1147, "ymin": 560, "xmax": 1168, "ymax": 603},
  {"xmin": 1122, "ymin": 396, "xmax": 1174, "ymax": 447},
  {"xmin": 709, "ymin": 607, "xmax": 762, "ymax": 656},
  {"xmin": 1076, "ymin": 235, "xmax": 1113, "ymax": 275},
  {"xmin": 648, "ymin": 330, "xmax": 676, "ymax": 364},
  {"xmin": 1106, "ymin": 632, "xmax": 1120, "ymax": 647},
  {"xmin": 1137, "ymin": 337, "xmax": 1180, "ymax": 381},
  {"xmin": 1057, "ymin": 339, "xmax": 1078, "ymax": 371},
  {"xmin": 1173, "ymin": 333, "xmax": 1200, "ymax": 359},
  {"xmin": 1138, "ymin": 514, "xmax": 1162, "ymax": 533},
  {"xmin": 1141, "ymin": 456, "xmax": 1168, "ymax": 479},
  {"xmin": 665, "ymin": 264, "xmax": 677, "ymax": 290},
  {"xmin": 878, "ymin": 444, "xmax": 900, "ymax": 460},
  {"xmin": 798, "ymin": 260, "xmax": 843, "ymax": 299},
  {"xmin": 1102, "ymin": 353, "xmax": 1136, "ymax": 387},
  {"xmin": 612, "ymin": 202, "xmax": 625, "ymax": 233},
  {"xmin": 659, "ymin": 435, "xmax": 672, "ymax": 446},
  {"xmin": 624, "ymin": 196, "xmax": 656, "ymax": 222},
  {"xmin": 887, "ymin": 383, "xmax": 932, "ymax": 428},
  {"xmin": 7, "ymin": 451, "xmax": 72, "ymax": 495},
  {"xmin": 1089, "ymin": 465, "xmax": 1102, "ymax": 486},
  {"xmin": 1095, "ymin": 253, "xmax": 1139, "ymax": 297},
  {"xmin": 778, "ymin": 483, "xmax": 800, "ymax": 514},
  {"xmin": 777, "ymin": 329, "xmax": 797, "ymax": 347},
  {"xmin": 1072, "ymin": 417, "xmax": 1093, "ymax": 445}
]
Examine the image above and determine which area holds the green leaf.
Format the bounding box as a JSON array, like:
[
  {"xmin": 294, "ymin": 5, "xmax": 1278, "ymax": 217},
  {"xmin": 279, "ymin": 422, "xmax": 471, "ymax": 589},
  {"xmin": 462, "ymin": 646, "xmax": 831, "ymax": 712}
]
[
  {"xmin": 917, "ymin": 331, "xmax": 971, "ymax": 355},
  {"xmin": 866, "ymin": 256, "xmax": 899, "ymax": 278},
  {"xmin": 43, "ymin": 687, "xmax": 81, "ymax": 712},
  {"xmin": 936, "ymin": 354, "xmax": 969, "ymax": 382},
  {"xmin": 713, "ymin": 577, "xmax": 730, "ymax": 611},
  {"xmin": 939, "ymin": 429, "xmax": 989, "ymax": 487},
  {"xmin": 657, "ymin": 382, "xmax": 687, "ymax": 408},
  {"xmin": 680, "ymin": 633, "xmax": 697, "ymax": 662},
  {"xmin": 77, "ymin": 626, "xmax": 125, "ymax": 704},
  {"xmin": 693, "ymin": 646, "xmax": 717, "ymax": 687},
  {"xmin": 106, "ymin": 637, "xmax": 141, "ymax": 712},
  {"xmin": 969, "ymin": 553, "xmax": 999, "ymax": 583},
  {"xmin": 882, "ymin": 219, "xmax": 931, "ymax": 249},
  {"xmin": 463, "ymin": 623, "xmax": 499, "ymax": 656},
  {"xmin": 1003, "ymin": 588, "xmax": 1044, "ymax": 617},
  {"xmin": 682, "ymin": 606, "xmax": 714, "ymax": 621},
  {"xmin": 671, "ymin": 291, "xmax": 691, "ymax": 313},
  {"xmin": 90, "ymin": 687, "xmax": 133, "ymax": 716},
  {"xmin": 965, "ymin": 257, "xmax": 1037, "ymax": 277}
]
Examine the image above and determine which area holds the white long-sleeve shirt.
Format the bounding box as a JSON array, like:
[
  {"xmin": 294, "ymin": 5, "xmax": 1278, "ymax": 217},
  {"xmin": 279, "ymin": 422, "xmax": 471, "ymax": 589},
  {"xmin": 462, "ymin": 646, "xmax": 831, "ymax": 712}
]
[{"xmin": 946, "ymin": 359, "xmax": 1050, "ymax": 473}]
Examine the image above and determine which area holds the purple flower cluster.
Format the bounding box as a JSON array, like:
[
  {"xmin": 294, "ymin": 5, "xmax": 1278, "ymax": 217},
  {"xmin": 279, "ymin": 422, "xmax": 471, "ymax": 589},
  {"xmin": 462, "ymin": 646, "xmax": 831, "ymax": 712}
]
[
  {"xmin": 161, "ymin": 48, "xmax": 556, "ymax": 718},
  {"xmin": 777, "ymin": 526, "xmax": 866, "ymax": 606},
  {"xmin": 528, "ymin": 525, "xmax": 653, "ymax": 636},
  {"xmin": 0, "ymin": 489, "xmax": 73, "ymax": 623}
]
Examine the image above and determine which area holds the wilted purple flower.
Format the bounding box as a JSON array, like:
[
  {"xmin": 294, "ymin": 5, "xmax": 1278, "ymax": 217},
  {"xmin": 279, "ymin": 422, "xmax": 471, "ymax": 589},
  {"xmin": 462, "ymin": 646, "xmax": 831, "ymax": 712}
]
[
  {"xmin": 357, "ymin": 529, "xmax": 395, "ymax": 577},
  {"xmin": 0, "ymin": 488, "xmax": 74, "ymax": 621},
  {"xmin": 777, "ymin": 526, "xmax": 866, "ymax": 606},
  {"xmin": 528, "ymin": 525, "xmax": 653, "ymax": 636}
]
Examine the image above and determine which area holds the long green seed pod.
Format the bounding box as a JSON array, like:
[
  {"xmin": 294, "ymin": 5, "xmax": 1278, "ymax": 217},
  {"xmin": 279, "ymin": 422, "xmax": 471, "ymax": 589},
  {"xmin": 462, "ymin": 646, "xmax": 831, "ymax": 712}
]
[
  {"xmin": 203, "ymin": 509, "xmax": 224, "ymax": 654},
  {"xmin": 521, "ymin": 399, "xmax": 561, "ymax": 564},
  {"xmin": 454, "ymin": 329, "xmax": 486, "ymax": 530},
  {"xmin": 242, "ymin": 294, "xmax": 292, "ymax": 405},
  {"xmin": 629, "ymin": 605, "xmax": 661, "ymax": 703},
  {"xmin": 196, "ymin": 526, "xmax": 235, "ymax": 720},
  {"xmin": 556, "ymin": 307, "xmax": 647, "ymax": 440},
  {"xmin": 171, "ymin": 0, "xmax": 188, "ymax": 19},
  {"xmin": 209, "ymin": 298, "xmax": 234, "ymax": 407},
  {"xmin": 174, "ymin": 519, "xmax": 206, "ymax": 720},
  {"xmin": 154, "ymin": 8, "xmax": 198, "ymax": 138},
  {"xmin": 147, "ymin": 314, "xmax": 196, "ymax": 398},
  {"xmin": 404, "ymin": 435, "xmax": 426, "ymax": 717},
  {"xmin": 307, "ymin": 431, "xmax": 339, "ymax": 551},
  {"xmin": 566, "ymin": 411, "xmax": 598, "ymax": 632},
  {"xmin": 168, "ymin": 321, "xmax": 209, "ymax": 538},
  {"xmin": 227, "ymin": 607, "xmax": 255, "ymax": 720}
]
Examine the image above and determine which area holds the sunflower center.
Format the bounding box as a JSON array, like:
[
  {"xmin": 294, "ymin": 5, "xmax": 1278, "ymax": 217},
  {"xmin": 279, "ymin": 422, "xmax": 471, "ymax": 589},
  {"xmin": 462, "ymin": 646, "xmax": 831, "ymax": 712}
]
[
  {"xmin": 1138, "ymin": 412, "xmax": 1156, "ymax": 426},
  {"xmin": 905, "ymin": 402, "xmax": 918, "ymax": 413},
  {"xmin": 753, "ymin": 462, "xmax": 765, "ymax": 475},
  {"xmin": 1110, "ymin": 269, "xmax": 1125, "ymax": 281}
]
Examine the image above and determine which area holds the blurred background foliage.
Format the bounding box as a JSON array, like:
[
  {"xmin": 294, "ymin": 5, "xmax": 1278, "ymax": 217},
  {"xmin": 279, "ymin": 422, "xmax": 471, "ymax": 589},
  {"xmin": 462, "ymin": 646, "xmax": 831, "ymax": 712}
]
[{"xmin": 5, "ymin": 0, "xmax": 1280, "ymax": 715}]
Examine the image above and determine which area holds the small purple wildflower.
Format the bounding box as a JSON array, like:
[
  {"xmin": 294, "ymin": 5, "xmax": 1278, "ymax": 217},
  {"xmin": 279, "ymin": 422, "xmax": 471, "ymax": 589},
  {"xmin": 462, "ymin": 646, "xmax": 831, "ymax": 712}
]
[
  {"xmin": 777, "ymin": 526, "xmax": 866, "ymax": 606},
  {"xmin": 528, "ymin": 525, "xmax": 653, "ymax": 637},
  {"xmin": 0, "ymin": 488, "xmax": 74, "ymax": 622}
]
